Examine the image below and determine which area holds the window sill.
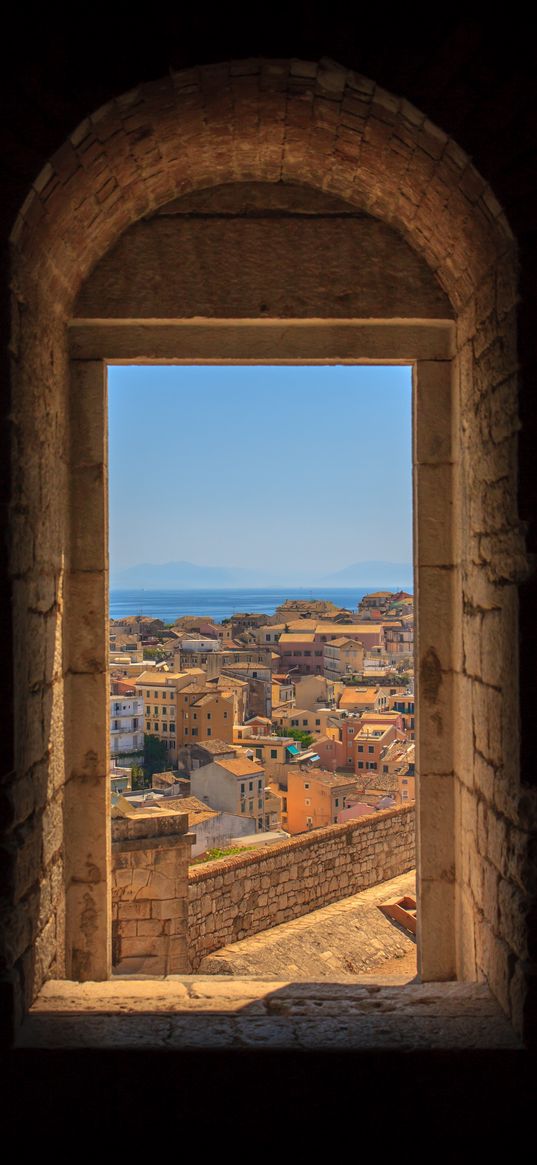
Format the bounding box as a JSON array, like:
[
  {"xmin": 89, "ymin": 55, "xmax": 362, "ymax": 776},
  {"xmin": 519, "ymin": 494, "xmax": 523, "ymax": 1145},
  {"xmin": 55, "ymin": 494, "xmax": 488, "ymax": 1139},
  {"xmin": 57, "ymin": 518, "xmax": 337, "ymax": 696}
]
[{"xmin": 17, "ymin": 976, "xmax": 521, "ymax": 1051}]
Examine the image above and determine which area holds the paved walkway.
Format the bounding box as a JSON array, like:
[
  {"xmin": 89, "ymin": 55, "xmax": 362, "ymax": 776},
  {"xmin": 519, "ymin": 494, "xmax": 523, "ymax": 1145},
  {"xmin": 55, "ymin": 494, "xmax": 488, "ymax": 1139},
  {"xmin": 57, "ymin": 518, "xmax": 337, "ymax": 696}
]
[{"xmin": 198, "ymin": 871, "xmax": 418, "ymax": 979}]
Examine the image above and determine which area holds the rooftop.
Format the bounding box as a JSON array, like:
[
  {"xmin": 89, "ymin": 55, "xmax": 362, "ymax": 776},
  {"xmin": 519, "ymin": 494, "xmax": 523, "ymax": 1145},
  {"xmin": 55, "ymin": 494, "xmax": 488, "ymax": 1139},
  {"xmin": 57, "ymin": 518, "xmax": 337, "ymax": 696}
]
[
  {"xmin": 278, "ymin": 632, "xmax": 316, "ymax": 644},
  {"xmin": 215, "ymin": 756, "xmax": 265, "ymax": 778},
  {"xmin": 162, "ymin": 795, "xmax": 219, "ymax": 825},
  {"xmin": 315, "ymin": 623, "xmax": 380, "ymax": 635},
  {"xmin": 135, "ymin": 671, "xmax": 185, "ymax": 685},
  {"xmin": 193, "ymin": 739, "xmax": 237, "ymax": 755},
  {"xmin": 325, "ymin": 636, "xmax": 363, "ymax": 648},
  {"xmin": 339, "ymin": 687, "xmax": 380, "ymax": 705},
  {"xmin": 292, "ymin": 768, "xmax": 357, "ymax": 789}
]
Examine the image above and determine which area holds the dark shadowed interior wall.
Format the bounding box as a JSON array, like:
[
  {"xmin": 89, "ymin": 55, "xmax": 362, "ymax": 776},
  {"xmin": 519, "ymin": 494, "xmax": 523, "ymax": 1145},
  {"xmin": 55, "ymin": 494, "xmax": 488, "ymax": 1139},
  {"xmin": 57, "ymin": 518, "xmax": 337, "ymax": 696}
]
[{"xmin": 1, "ymin": 15, "xmax": 536, "ymax": 1050}]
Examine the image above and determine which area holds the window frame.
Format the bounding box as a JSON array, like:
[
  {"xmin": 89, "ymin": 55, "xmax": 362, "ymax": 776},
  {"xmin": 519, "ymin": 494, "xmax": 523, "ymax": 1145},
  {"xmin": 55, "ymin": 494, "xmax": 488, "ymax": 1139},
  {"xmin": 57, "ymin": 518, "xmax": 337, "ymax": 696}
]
[{"xmin": 66, "ymin": 317, "xmax": 456, "ymax": 985}]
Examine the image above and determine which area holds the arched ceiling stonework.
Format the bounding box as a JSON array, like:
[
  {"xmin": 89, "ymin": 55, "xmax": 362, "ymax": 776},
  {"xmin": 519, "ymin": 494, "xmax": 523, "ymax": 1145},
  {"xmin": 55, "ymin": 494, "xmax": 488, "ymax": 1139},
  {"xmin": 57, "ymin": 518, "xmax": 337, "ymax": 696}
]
[{"xmin": 10, "ymin": 59, "xmax": 513, "ymax": 315}]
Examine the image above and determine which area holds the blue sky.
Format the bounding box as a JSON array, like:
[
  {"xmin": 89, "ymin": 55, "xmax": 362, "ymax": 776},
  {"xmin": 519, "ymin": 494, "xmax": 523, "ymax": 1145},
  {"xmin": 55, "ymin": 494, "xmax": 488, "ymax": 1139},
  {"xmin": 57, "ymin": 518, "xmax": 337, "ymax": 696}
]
[{"xmin": 108, "ymin": 365, "xmax": 412, "ymax": 574}]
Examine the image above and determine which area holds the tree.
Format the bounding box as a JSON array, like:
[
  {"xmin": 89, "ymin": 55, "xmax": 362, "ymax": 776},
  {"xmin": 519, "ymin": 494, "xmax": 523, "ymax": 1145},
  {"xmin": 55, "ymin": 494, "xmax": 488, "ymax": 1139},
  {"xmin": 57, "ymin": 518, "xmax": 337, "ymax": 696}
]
[
  {"xmin": 143, "ymin": 734, "xmax": 169, "ymax": 780},
  {"xmin": 279, "ymin": 727, "xmax": 314, "ymax": 749},
  {"xmin": 130, "ymin": 764, "xmax": 146, "ymax": 790},
  {"xmin": 143, "ymin": 646, "xmax": 167, "ymax": 661}
]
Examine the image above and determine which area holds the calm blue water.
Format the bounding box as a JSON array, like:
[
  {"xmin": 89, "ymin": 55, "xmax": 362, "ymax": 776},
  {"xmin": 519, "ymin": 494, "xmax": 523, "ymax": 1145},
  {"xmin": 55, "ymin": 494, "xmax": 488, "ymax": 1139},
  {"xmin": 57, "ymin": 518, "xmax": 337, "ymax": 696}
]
[{"xmin": 109, "ymin": 587, "xmax": 405, "ymax": 622}]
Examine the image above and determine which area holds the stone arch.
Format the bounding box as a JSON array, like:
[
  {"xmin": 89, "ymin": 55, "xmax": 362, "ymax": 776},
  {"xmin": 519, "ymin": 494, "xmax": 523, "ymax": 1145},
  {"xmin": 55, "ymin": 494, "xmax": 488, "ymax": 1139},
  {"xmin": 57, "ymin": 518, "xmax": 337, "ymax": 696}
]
[
  {"xmin": 11, "ymin": 59, "xmax": 514, "ymax": 310},
  {"xmin": 7, "ymin": 59, "xmax": 529, "ymax": 1037}
]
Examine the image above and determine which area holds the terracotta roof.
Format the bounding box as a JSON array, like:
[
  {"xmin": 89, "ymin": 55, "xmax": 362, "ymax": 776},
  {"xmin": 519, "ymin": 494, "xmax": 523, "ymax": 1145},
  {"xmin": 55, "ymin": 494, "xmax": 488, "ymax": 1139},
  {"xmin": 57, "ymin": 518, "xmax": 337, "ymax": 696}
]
[
  {"xmin": 339, "ymin": 687, "xmax": 380, "ymax": 705},
  {"xmin": 292, "ymin": 769, "xmax": 357, "ymax": 789},
  {"xmin": 195, "ymin": 738, "xmax": 237, "ymax": 755},
  {"xmin": 325, "ymin": 636, "xmax": 363, "ymax": 648},
  {"xmin": 191, "ymin": 690, "xmax": 234, "ymax": 707},
  {"xmin": 215, "ymin": 757, "xmax": 264, "ymax": 778},
  {"xmin": 315, "ymin": 623, "xmax": 380, "ymax": 635},
  {"xmin": 286, "ymin": 620, "xmax": 317, "ymax": 632},
  {"xmin": 161, "ymin": 795, "xmax": 219, "ymax": 823},
  {"xmin": 221, "ymin": 661, "xmax": 269, "ymax": 670},
  {"xmin": 216, "ymin": 675, "xmax": 248, "ymax": 689},
  {"xmin": 274, "ymin": 707, "xmax": 311, "ymax": 718},
  {"xmin": 278, "ymin": 632, "xmax": 316, "ymax": 643}
]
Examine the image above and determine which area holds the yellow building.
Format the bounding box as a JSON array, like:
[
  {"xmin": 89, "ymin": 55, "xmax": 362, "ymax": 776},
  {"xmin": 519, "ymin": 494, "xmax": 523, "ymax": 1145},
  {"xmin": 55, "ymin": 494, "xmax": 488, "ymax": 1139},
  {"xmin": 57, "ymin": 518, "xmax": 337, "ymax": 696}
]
[
  {"xmin": 135, "ymin": 670, "xmax": 238, "ymax": 765},
  {"xmin": 338, "ymin": 685, "xmax": 388, "ymax": 714},
  {"xmin": 323, "ymin": 636, "xmax": 365, "ymax": 679},
  {"xmin": 272, "ymin": 706, "xmax": 336, "ymax": 736}
]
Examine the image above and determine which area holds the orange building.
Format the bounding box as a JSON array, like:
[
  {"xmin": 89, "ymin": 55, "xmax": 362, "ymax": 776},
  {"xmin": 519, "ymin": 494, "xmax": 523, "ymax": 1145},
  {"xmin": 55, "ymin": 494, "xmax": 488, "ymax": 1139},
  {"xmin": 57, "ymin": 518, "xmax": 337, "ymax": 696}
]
[
  {"xmin": 286, "ymin": 768, "xmax": 358, "ymax": 834},
  {"xmin": 135, "ymin": 669, "xmax": 238, "ymax": 765}
]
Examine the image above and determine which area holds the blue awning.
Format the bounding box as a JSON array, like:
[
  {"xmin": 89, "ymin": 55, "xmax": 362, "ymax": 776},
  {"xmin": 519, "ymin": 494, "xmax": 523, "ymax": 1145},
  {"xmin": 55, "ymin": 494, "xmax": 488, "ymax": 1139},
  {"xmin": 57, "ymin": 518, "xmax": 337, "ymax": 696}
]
[{"xmin": 286, "ymin": 744, "xmax": 300, "ymax": 755}]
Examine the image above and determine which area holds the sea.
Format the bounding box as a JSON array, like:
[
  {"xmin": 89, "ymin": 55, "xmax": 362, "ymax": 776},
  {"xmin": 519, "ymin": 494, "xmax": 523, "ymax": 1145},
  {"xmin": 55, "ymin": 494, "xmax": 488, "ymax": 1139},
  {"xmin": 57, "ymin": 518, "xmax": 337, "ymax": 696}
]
[{"xmin": 109, "ymin": 587, "xmax": 411, "ymax": 623}]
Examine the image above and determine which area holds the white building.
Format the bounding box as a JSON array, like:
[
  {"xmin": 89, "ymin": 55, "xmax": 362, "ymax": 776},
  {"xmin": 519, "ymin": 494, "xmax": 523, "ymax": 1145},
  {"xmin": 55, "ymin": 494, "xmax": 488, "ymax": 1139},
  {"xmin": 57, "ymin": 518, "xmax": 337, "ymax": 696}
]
[
  {"xmin": 191, "ymin": 755, "xmax": 266, "ymax": 832},
  {"xmin": 110, "ymin": 694, "xmax": 144, "ymax": 764}
]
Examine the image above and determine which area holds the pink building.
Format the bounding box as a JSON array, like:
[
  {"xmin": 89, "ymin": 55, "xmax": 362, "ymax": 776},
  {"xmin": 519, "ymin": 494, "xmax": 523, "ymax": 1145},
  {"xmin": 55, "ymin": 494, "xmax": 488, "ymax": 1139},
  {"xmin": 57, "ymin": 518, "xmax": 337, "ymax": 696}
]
[
  {"xmin": 277, "ymin": 623, "xmax": 384, "ymax": 675},
  {"xmin": 337, "ymin": 802, "xmax": 374, "ymax": 823},
  {"xmin": 312, "ymin": 735, "xmax": 340, "ymax": 771}
]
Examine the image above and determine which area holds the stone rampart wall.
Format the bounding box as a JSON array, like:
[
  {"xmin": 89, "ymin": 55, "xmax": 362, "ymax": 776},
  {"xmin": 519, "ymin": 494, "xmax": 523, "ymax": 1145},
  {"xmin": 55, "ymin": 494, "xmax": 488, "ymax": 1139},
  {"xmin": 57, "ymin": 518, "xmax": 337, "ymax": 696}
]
[
  {"xmin": 111, "ymin": 810, "xmax": 192, "ymax": 976},
  {"xmin": 188, "ymin": 804, "xmax": 415, "ymax": 969}
]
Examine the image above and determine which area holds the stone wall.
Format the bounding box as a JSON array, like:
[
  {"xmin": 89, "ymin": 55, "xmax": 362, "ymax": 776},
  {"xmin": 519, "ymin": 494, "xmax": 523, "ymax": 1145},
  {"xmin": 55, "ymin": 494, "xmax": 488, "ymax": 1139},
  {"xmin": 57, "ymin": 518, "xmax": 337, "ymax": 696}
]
[
  {"xmin": 451, "ymin": 262, "xmax": 532, "ymax": 1026},
  {"xmin": 4, "ymin": 54, "xmax": 537, "ymax": 1045},
  {"xmin": 188, "ymin": 804, "xmax": 415, "ymax": 969},
  {"xmin": 112, "ymin": 809, "xmax": 192, "ymax": 976}
]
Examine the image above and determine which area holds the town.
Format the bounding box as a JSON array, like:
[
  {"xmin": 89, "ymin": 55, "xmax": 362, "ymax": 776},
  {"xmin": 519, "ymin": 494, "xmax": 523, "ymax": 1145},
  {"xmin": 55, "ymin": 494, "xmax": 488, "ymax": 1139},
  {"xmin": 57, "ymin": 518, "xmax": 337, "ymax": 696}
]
[{"xmin": 109, "ymin": 590, "xmax": 415, "ymax": 858}]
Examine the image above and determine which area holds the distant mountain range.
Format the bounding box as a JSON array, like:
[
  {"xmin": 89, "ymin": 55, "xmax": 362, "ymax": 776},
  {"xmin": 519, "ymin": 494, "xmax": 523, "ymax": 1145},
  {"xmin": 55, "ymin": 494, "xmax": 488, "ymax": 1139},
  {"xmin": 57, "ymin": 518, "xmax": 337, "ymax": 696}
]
[
  {"xmin": 319, "ymin": 560, "xmax": 413, "ymax": 587},
  {"xmin": 110, "ymin": 559, "xmax": 413, "ymax": 590}
]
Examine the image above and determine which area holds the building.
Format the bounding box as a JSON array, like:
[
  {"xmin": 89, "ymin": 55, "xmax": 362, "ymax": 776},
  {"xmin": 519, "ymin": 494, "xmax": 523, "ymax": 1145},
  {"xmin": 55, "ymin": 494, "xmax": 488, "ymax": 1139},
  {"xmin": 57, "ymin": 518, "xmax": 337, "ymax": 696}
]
[
  {"xmin": 154, "ymin": 795, "xmax": 258, "ymax": 857},
  {"xmin": 110, "ymin": 692, "xmax": 144, "ymax": 765},
  {"xmin": 273, "ymin": 631, "xmax": 321, "ymax": 674},
  {"xmin": 110, "ymin": 766, "xmax": 133, "ymax": 795},
  {"xmin": 134, "ymin": 669, "xmax": 238, "ymax": 765},
  {"xmin": 205, "ymin": 647, "xmax": 272, "ymax": 674},
  {"xmin": 109, "ymin": 631, "xmax": 143, "ymax": 662},
  {"xmin": 354, "ymin": 722, "xmax": 400, "ymax": 777},
  {"xmin": 271, "ymin": 672, "xmax": 296, "ymax": 710},
  {"xmin": 255, "ymin": 623, "xmax": 286, "ymax": 646},
  {"xmin": 388, "ymin": 694, "xmax": 415, "ymax": 738},
  {"xmin": 323, "ymin": 636, "xmax": 365, "ymax": 680},
  {"xmin": 176, "ymin": 738, "xmax": 239, "ymax": 774},
  {"xmin": 183, "ymin": 689, "xmax": 236, "ymax": 750},
  {"xmin": 218, "ymin": 661, "xmax": 272, "ymax": 719},
  {"xmin": 293, "ymin": 674, "xmax": 338, "ymax": 710},
  {"xmin": 276, "ymin": 623, "xmax": 383, "ymax": 674},
  {"xmin": 383, "ymin": 619, "xmax": 414, "ymax": 657},
  {"xmin": 191, "ymin": 755, "xmax": 266, "ymax": 831},
  {"xmin": 111, "ymin": 615, "xmax": 165, "ymax": 639},
  {"xmin": 271, "ymin": 706, "xmax": 337, "ymax": 737},
  {"xmin": 172, "ymin": 635, "xmax": 221, "ymax": 671},
  {"xmin": 286, "ymin": 768, "xmax": 358, "ymax": 833},
  {"xmin": 338, "ymin": 686, "xmax": 388, "ymax": 715},
  {"xmin": 227, "ymin": 613, "xmax": 268, "ymax": 640},
  {"xmin": 233, "ymin": 728, "xmax": 306, "ymax": 777},
  {"xmin": 310, "ymin": 734, "xmax": 339, "ymax": 771},
  {"xmin": 241, "ymin": 715, "xmax": 272, "ymax": 736},
  {"xmin": 275, "ymin": 598, "xmax": 344, "ymax": 621},
  {"xmin": 358, "ymin": 592, "xmax": 397, "ymax": 614}
]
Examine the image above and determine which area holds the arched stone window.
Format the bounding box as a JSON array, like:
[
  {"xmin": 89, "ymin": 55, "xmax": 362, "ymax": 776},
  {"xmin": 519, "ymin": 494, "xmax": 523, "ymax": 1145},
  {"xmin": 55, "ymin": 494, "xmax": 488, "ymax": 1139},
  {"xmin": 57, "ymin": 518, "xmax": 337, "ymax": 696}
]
[{"xmin": 8, "ymin": 59, "xmax": 527, "ymax": 1036}]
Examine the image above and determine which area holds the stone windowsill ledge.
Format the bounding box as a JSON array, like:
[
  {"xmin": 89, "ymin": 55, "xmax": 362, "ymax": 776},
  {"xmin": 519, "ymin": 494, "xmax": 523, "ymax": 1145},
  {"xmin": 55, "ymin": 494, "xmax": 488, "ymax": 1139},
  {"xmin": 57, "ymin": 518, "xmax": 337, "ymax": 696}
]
[{"xmin": 17, "ymin": 978, "xmax": 522, "ymax": 1051}]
